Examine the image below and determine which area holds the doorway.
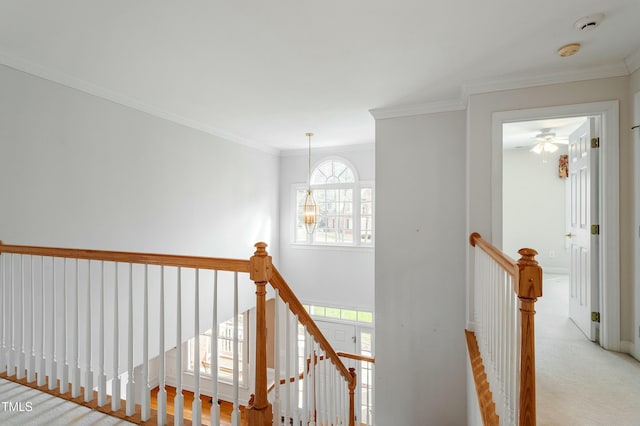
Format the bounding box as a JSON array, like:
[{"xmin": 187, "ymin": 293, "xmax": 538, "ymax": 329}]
[
  {"xmin": 491, "ymin": 101, "xmax": 620, "ymax": 351},
  {"xmin": 502, "ymin": 116, "xmax": 597, "ymax": 341}
]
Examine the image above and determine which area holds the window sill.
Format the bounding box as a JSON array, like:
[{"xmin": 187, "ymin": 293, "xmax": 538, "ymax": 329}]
[{"xmin": 289, "ymin": 243, "xmax": 374, "ymax": 253}]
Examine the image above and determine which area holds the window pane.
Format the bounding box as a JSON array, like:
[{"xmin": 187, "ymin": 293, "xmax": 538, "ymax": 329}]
[
  {"xmin": 310, "ymin": 306, "xmax": 325, "ymax": 316},
  {"xmin": 325, "ymin": 307, "xmax": 341, "ymax": 319},
  {"xmin": 357, "ymin": 311, "xmax": 373, "ymax": 323},
  {"xmin": 341, "ymin": 309, "xmax": 357, "ymax": 321}
]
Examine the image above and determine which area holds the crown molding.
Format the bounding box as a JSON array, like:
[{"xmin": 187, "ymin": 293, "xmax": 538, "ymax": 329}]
[
  {"xmin": 370, "ymin": 62, "xmax": 632, "ymax": 120},
  {"xmin": 462, "ymin": 61, "xmax": 630, "ymax": 98},
  {"xmin": 369, "ymin": 98, "xmax": 466, "ymax": 120},
  {"xmin": 0, "ymin": 51, "xmax": 279, "ymax": 156},
  {"xmin": 280, "ymin": 142, "xmax": 375, "ymax": 157},
  {"xmin": 625, "ymin": 47, "xmax": 640, "ymax": 74}
]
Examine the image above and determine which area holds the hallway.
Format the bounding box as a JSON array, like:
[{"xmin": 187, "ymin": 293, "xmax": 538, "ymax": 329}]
[{"xmin": 536, "ymin": 274, "xmax": 640, "ymax": 425}]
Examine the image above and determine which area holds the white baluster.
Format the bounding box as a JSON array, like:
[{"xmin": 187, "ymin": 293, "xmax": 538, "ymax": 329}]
[
  {"xmin": 49, "ymin": 258, "xmax": 57, "ymax": 391},
  {"xmin": 272, "ymin": 289, "xmax": 281, "ymax": 424},
  {"xmin": 84, "ymin": 261, "xmax": 93, "ymax": 401},
  {"xmin": 191, "ymin": 269, "xmax": 201, "ymax": 426},
  {"xmin": 308, "ymin": 340, "xmax": 317, "ymax": 426},
  {"xmin": 0, "ymin": 254, "xmax": 5, "ymax": 374},
  {"xmin": 38, "ymin": 257, "xmax": 46, "ymax": 387},
  {"xmin": 174, "ymin": 267, "xmax": 183, "ymax": 425},
  {"xmin": 284, "ymin": 303, "xmax": 291, "ymax": 425},
  {"xmin": 112, "ymin": 263, "xmax": 121, "ymax": 411},
  {"xmin": 98, "ymin": 261, "xmax": 107, "ymax": 406},
  {"xmin": 8, "ymin": 254, "xmax": 15, "ymax": 377},
  {"xmin": 71, "ymin": 259, "xmax": 81, "ymax": 397},
  {"xmin": 231, "ymin": 272, "xmax": 240, "ymax": 426},
  {"xmin": 141, "ymin": 264, "xmax": 150, "ymax": 420},
  {"xmin": 59, "ymin": 259, "xmax": 68, "ymax": 393},
  {"xmin": 17, "ymin": 255, "xmax": 25, "ymax": 380},
  {"xmin": 301, "ymin": 326, "xmax": 308, "ymax": 426},
  {"xmin": 293, "ymin": 315, "xmax": 300, "ymax": 426},
  {"xmin": 210, "ymin": 270, "xmax": 220, "ymax": 426},
  {"xmin": 157, "ymin": 266, "xmax": 166, "ymax": 426},
  {"xmin": 126, "ymin": 263, "xmax": 135, "ymax": 416},
  {"xmin": 27, "ymin": 256, "xmax": 36, "ymax": 383}
]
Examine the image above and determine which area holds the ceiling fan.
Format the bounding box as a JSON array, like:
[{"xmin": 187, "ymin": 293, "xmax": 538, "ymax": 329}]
[{"xmin": 529, "ymin": 128, "xmax": 568, "ymax": 154}]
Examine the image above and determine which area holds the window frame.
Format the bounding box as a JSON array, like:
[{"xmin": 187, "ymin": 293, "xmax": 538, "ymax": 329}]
[{"xmin": 292, "ymin": 156, "xmax": 374, "ymax": 247}]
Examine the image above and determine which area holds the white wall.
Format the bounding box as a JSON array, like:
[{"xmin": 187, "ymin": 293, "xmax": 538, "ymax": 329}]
[
  {"xmin": 632, "ymin": 68, "xmax": 640, "ymax": 358},
  {"xmin": 467, "ymin": 76, "xmax": 634, "ymax": 344},
  {"xmin": 503, "ymin": 147, "xmax": 570, "ymax": 272},
  {"xmin": 278, "ymin": 145, "xmax": 375, "ymax": 310},
  {"xmin": 0, "ymin": 64, "xmax": 280, "ymax": 378},
  {"xmin": 375, "ymin": 110, "xmax": 467, "ymax": 425}
]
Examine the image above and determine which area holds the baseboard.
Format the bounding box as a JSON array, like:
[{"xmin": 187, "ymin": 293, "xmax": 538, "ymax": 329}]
[{"xmin": 620, "ymin": 340, "xmax": 634, "ymax": 355}]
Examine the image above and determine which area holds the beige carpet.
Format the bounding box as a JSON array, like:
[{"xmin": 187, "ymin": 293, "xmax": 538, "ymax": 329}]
[
  {"xmin": 0, "ymin": 378, "xmax": 133, "ymax": 426},
  {"xmin": 536, "ymin": 274, "xmax": 640, "ymax": 426}
]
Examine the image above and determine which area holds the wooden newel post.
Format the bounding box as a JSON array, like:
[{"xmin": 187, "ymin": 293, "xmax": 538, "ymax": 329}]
[
  {"xmin": 348, "ymin": 367, "xmax": 357, "ymax": 426},
  {"xmin": 247, "ymin": 242, "xmax": 274, "ymax": 426},
  {"xmin": 516, "ymin": 248, "xmax": 542, "ymax": 426}
]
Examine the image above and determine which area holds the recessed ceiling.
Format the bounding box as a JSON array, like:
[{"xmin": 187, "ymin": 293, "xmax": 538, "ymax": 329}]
[{"xmin": 0, "ymin": 1, "xmax": 638, "ymax": 151}]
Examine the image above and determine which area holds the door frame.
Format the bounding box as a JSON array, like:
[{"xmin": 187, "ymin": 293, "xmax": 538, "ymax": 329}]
[{"xmin": 491, "ymin": 100, "xmax": 620, "ymax": 351}]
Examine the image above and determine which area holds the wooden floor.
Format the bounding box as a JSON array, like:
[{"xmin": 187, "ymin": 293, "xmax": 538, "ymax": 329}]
[{"xmin": 150, "ymin": 386, "xmax": 248, "ymax": 426}]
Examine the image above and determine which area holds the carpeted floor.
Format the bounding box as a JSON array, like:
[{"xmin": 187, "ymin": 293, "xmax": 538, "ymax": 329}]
[
  {"xmin": 0, "ymin": 378, "xmax": 133, "ymax": 426},
  {"xmin": 536, "ymin": 274, "xmax": 640, "ymax": 426}
]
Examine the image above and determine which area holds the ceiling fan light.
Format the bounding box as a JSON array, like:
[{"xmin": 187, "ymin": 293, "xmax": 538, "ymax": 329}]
[
  {"xmin": 530, "ymin": 143, "xmax": 543, "ymax": 154},
  {"xmin": 544, "ymin": 142, "xmax": 559, "ymax": 153}
]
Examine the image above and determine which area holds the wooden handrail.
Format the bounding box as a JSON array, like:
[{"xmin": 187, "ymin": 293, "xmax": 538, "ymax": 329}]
[
  {"xmin": 468, "ymin": 233, "xmax": 542, "ymax": 426},
  {"xmin": 469, "ymin": 232, "xmax": 518, "ymax": 278},
  {"xmin": 269, "ymin": 267, "xmax": 354, "ymax": 385},
  {"xmin": 337, "ymin": 352, "xmax": 375, "ymax": 364},
  {"xmin": 269, "ymin": 266, "xmax": 357, "ymax": 426},
  {"xmin": 0, "ymin": 241, "xmax": 251, "ymax": 272}
]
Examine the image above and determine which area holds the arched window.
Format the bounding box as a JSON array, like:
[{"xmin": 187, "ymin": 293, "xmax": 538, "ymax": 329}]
[{"xmin": 295, "ymin": 158, "xmax": 373, "ymax": 246}]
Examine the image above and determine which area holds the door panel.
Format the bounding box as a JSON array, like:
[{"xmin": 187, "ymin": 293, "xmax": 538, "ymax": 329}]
[{"xmin": 568, "ymin": 117, "xmax": 598, "ymax": 340}]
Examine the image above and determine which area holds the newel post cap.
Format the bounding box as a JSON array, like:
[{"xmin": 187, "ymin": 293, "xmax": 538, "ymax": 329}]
[
  {"xmin": 517, "ymin": 248, "xmax": 543, "ymax": 299},
  {"xmin": 250, "ymin": 242, "xmax": 272, "ymax": 283}
]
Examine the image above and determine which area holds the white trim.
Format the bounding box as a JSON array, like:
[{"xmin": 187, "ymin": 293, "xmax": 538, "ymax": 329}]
[
  {"xmin": 463, "ymin": 62, "xmax": 629, "ymax": 99},
  {"xmin": 280, "ymin": 143, "xmax": 375, "ymax": 157},
  {"xmin": 369, "ymin": 98, "xmax": 466, "ymax": 120},
  {"xmin": 620, "ymin": 340, "xmax": 634, "ymax": 355},
  {"xmin": 369, "ymin": 62, "xmax": 631, "ymax": 120},
  {"xmin": 491, "ymin": 101, "xmax": 621, "ymax": 352},
  {"xmin": 625, "ymin": 47, "xmax": 640, "ymax": 74},
  {"xmin": 633, "ymin": 91, "xmax": 640, "ymax": 361},
  {"xmin": 0, "ymin": 53, "xmax": 278, "ymax": 156}
]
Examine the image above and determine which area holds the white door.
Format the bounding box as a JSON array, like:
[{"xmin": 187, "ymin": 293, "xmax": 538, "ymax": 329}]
[
  {"xmin": 316, "ymin": 320, "xmax": 357, "ymax": 353},
  {"xmin": 568, "ymin": 117, "xmax": 599, "ymax": 341}
]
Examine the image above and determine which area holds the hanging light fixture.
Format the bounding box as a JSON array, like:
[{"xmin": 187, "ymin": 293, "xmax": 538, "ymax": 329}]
[{"xmin": 303, "ymin": 132, "xmax": 317, "ymax": 234}]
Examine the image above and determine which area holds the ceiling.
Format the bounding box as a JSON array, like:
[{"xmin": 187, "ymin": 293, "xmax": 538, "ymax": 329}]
[
  {"xmin": 1, "ymin": 1, "xmax": 639, "ymax": 152},
  {"xmin": 503, "ymin": 117, "xmax": 588, "ymax": 151}
]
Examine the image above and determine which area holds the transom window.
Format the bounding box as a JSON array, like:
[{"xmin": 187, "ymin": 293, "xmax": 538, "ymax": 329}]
[{"xmin": 294, "ymin": 158, "xmax": 373, "ymax": 246}]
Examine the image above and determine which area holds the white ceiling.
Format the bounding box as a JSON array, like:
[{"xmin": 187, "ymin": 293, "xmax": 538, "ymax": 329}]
[
  {"xmin": 503, "ymin": 117, "xmax": 588, "ymax": 150},
  {"xmin": 1, "ymin": 1, "xmax": 639, "ymax": 151}
]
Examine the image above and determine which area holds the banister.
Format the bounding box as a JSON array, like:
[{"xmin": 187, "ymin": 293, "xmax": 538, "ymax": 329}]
[
  {"xmin": 337, "ymin": 352, "xmax": 375, "ymax": 364},
  {"xmin": 269, "ymin": 266, "xmax": 355, "ymax": 385},
  {"xmin": 0, "ymin": 242, "xmax": 251, "ymax": 272},
  {"xmin": 469, "ymin": 232, "xmax": 519, "ymax": 278},
  {"xmin": 468, "ymin": 232, "xmax": 542, "ymax": 426}
]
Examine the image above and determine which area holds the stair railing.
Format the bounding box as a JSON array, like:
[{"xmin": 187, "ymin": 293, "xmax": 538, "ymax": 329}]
[
  {"xmin": 467, "ymin": 233, "xmax": 542, "ymax": 426},
  {"xmin": 264, "ymin": 252, "xmax": 357, "ymax": 426},
  {"xmin": 0, "ymin": 240, "xmax": 356, "ymax": 425}
]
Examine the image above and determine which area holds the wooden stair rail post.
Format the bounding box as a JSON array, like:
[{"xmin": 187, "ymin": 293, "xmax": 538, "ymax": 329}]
[
  {"xmin": 348, "ymin": 367, "xmax": 357, "ymax": 426},
  {"xmin": 247, "ymin": 242, "xmax": 274, "ymax": 426},
  {"xmin": 516, "ymin": 248, "xmax": 542, "ymax": 426}
]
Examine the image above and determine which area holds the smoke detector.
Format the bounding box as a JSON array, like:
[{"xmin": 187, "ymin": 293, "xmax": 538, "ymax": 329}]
[{"xmin": 574, "ymin": 13, "xmax": 605, "ymax": 31}]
